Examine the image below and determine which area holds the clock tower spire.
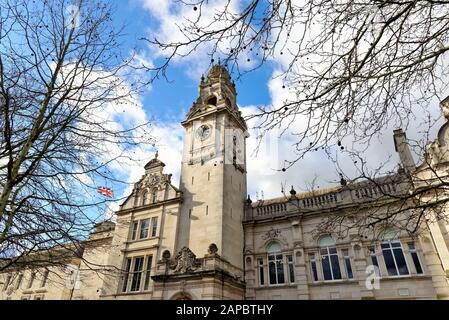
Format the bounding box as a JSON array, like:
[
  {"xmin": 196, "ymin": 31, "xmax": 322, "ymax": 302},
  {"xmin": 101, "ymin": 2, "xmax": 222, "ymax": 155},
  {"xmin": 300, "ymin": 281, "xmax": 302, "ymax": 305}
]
[{"xmin": 176, "ymin": 64, "xmax": 248, "ymax": 272}]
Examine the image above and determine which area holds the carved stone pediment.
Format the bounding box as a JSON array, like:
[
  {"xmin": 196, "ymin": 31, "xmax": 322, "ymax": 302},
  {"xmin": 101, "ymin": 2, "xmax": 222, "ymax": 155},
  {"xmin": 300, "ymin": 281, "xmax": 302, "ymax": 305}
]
[
  {"xmin": 137, "ymin": 173, "xmax": 171, "ymax": 191},
  {"xmin": 169, "ymin": 247, "xmax": 202, "ymax": 274}
]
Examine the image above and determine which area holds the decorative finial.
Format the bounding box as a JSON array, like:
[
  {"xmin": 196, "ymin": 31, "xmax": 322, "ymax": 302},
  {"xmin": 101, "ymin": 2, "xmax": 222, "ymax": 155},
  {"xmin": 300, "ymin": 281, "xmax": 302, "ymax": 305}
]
[
  {"xmin": 201, "ymin": 74, "xmax": 205, "ymax": 83},
  {"xmin": 339, "ymin": 173, "xmax": 347, "ymax": 186},
  {"xmin": 218, "ymin": 57, "xmax": 221, "ymax": 65},
  {"xmin": 246, "ymin": 195, "xmax": 252, "ymax": 204},
  {"xmin": 155, "ymin": 150, "xmax": 159, "ymax": 159},
  {"xmin": 290, "ymin": 186, "xmax": 297, "ymax": 196}
]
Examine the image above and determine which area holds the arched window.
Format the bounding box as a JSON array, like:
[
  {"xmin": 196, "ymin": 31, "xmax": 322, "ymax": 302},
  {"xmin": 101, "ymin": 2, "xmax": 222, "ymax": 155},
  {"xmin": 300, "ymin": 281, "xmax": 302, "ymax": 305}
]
[
  {"xmin": 267, "ymin": 242, "xmax": 285, "ymax": 285},
  {"xmin": 151, "ymin": 190, "xmax": 157, "ymax": 204},
  {"xmin": 142, "ymin": 191, "xmax": 149, "ymax": 206},
  {"xmin": 319, "ymin": 235, "xmax": 341, "ymax": 281},
  {"xmin": 380, "ymin": 228, "xmax": 409, "ymax": 276},
  {"xmin": 207, "ymin": 95, "xmax": 217, "ymax": 106}
]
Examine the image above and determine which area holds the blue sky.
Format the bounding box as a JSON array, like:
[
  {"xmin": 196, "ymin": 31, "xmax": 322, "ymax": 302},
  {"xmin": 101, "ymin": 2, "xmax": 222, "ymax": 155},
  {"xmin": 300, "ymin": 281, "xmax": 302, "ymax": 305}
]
[{"xmin": 100, "ymin": 0, "xmax": 445, "ymax": 215}]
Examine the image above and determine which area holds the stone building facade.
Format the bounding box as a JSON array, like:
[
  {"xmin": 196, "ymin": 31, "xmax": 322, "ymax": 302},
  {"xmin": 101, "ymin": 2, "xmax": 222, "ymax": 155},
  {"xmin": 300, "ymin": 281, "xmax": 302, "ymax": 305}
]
[{"xmin": 1, "ymin": 65, "xmax": 449, "ymax": 300}]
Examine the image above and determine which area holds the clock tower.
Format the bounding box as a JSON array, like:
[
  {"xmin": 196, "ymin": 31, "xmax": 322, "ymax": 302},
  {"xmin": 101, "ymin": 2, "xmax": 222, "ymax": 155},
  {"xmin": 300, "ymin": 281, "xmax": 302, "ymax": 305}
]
[{"xmin": 176, "ymin": 64, "xmax": 248, "ymax": 271}]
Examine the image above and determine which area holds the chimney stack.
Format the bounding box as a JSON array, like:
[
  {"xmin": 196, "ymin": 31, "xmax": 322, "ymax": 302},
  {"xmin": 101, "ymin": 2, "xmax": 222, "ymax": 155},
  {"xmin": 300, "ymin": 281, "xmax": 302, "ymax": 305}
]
[{"xmin": 393, "ymin": 129, "xmax": 415, "ymax": 173}]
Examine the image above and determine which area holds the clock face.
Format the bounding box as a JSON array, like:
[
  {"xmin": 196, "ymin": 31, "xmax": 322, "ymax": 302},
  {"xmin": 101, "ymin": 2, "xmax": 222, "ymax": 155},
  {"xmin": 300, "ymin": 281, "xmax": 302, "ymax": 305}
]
[{"xmin": 196, "ymin": 124, "xmax": 211, "ymax": 140}]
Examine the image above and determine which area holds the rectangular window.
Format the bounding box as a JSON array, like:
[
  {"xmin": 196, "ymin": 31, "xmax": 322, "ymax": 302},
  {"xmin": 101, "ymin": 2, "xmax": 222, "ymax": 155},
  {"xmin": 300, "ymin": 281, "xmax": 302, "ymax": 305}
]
[
  {"xmin": 309, "ymin": 254, "xmax": 318, "ymax": 281},
  {"xmin": 321, "ymin": 247, "xmax": 341, "ymax": 280},
  {"xmin": 381, "ymin": 240, "xmax": 409, "ymax": 276},
  {"xmin": 16, "ymin": 274, "xmax": 23, "ymax": 290},
  {"xmin": 258, "ymin": 259, "xmax": 265, "ymax": 285},
  {"xmin": 139, "ymin": 219, "xmax": 150, "ymax": 239},
  {"xmin": 121, "ymin": 258, "xmax": 131, "ymax": 293},
  {"xmin": 41, "ymin": 270, "xmax": 49, "ymax": 287},
  {"xmin": 342, "ymin": 249, "xmax": 353, "ymax": 279},
  {"xmin": 287, "ymin": 255, "xmax": 295, "ymax": 283},
  {"xmin": 28, "ymin": 272, "xmax": 36, "ymax": 289},
  {"xmin": 131, "ymin": 221, "xmax": 138, "ymax": 240},
  {"xmin": 143, "ymin": 256, "xmax": 153, "ymax": 291},
  {"xmin": 3, "ymin": 275, "xmax": 11, "ymax": 291},
  {"xmin": 368, "ymin": 247, "xmax": 381, "ymax": 277},
  {"xmin": 408, "ymin": 242, "xmax": 423, "ymax": 274},
  {"xmin": 268, "ymin": 254, "xmax": 285, "ymax": 285},
  {"xmin": 151, "ymin": 217, "xmax": 158, "ymax": 237},
  {"xmin": 130, "ymin": 257, "xmax": 144, "ymax": 292}
]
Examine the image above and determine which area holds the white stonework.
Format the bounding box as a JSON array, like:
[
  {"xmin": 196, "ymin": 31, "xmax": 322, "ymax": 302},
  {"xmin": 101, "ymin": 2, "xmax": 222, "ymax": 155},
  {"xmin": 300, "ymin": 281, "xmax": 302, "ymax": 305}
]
[{"xmin": 2, "ymin": 65, "xmax": 449, "ymax": 300}]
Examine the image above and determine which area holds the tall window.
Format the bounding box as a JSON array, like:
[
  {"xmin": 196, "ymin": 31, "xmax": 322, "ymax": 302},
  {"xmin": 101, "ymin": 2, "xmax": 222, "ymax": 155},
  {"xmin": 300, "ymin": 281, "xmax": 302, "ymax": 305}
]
[
  {"xmin": 139, "ymin": 219, "xmax": 150, "ymax": 239},
  {"xmin": 142, "ymin": 191, "xmax": 149, "ymax": 206},
  {"xmin": 258, "ymin": 259, "xmax": 265, "ymax": 285},
  {"xmin": 342, "ymin": 249, "xmax": 353, "ymax": 279},
  {"xmin": 368, "ymin": 246, "xmax": 381, "ymax": 277},
  {"xmin": 28, "ymin": 271, "xmax": 36, "ymax": 289},
  {"xmin": 130, "ymin": 221, "xmax": 138, "ymax": 241},
  {"xmin": 380, "ymin": 229, "xmax": 409, "ymax": 276},
  {"xmin": 287, "ymin": 255, "xmax": 295, "ymax": 283},
  {"xmin": 40, "ymin": 270, "xmax": 49, "ymax": 287},
  {"xmin": 151, "ymin": 217, "xmax": 158, "ymax": 237},
  {"xmin": 16, "ymin": 274, "xmax": 23, "ymax": 290},
  {"xmin": 309, "ymin": 253, "xmax": 318, "ymax": 281},
  {"xmin": 381, "ymin": 240, "xmax": 409, "ymax": 276},
  {"xmin": 319, "ymin": 236, "xmax": 341, "ymax": 281},
  {"xmin": 151, "ymin": 190, "xmax": 157, "ymax": 204},
  {"xmin": 143, "ymin": 256, "xmax": 153, "ymax": 291},
  {"xmin": 408, "ymin": 242, "xmax": 423, "ymax": 274},
  {"xmin": 267, "ymin": 242, "xmax": 285, "ymax": 285},
  {"xmin": 121, "ymin": 259, "xmax": 131, "ymax": 292},
  {"xmin": 130, "ymin": 257, "xmax": 144, "ymax": 292}
]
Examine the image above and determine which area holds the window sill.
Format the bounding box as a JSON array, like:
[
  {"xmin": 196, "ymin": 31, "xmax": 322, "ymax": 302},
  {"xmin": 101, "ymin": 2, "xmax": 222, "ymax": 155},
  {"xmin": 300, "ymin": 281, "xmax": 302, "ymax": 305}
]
[
  {"xmin": 380, "ymin": 274, "xmax": 430, "ymax": 281},
  {"xmin": 309, "ymin": 279, "xmax": 357, "ymax": 285},
  {"xmin": 128, "ymin": 237, "xmax": 159, "ymax": 244},
  {"xmin": 258, "ymin": 283, "xmax": 297, "ymax": 289}
]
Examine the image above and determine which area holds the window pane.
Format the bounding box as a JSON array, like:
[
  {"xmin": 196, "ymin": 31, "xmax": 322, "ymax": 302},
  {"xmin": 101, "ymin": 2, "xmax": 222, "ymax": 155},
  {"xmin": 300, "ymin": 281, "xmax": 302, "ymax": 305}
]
[
  {"xmin": 345, "ymin": 258, "xmax": 353, "ymax": 279},
  {"xmin": 322, "ymin": 256, "xmax": 332, "ymax": 280},
  {"xmin": 151, "ymin": 217, "xmax": 158, "ymax": 237},
  {"xmin": 122, "ymin": 258, "xmax": 131, "ymax": 292},
  {"xmin": 382, "ymin": 249, "xmax": 398, "ymax": 276},
  {"xmin": 131, "ymin": 222, "xmax": 138, "ymax": 240},
  {"xmin": 269, "ymin": 261, "xmax": 277, "ymax": 284},
  {"xmin": 143, "ymin": 256, "xmax": 153, "ymax": 291},
  {"xmin": 130, "ymin": 257, "xmax": 144, "ymax": 292},
  {"xmin": 258, "ymin": 259, "xmax": 265, "ymax": 285},
  {"xmin": 411, "ymin": 252, "xmax": 423, "ymax": 274},
  {"xmin": 393, "ymin": 248, "xmax": 409, "ymax": 275},
  {"xmin": 330, "ymin": 255, "xmax": 341, "ymax": 280},
  {"xmin": 370, "ymin": 255, "xmax": 381, "ymax": 277},
  {"xmin": 311, "ymin": 261, "xmax": 318, "ymax": 281},
  {"xmin": 139, "ymin": 220, "xmax": 149, "ymax": 239},
  {"xmin": 276, "ymin": 260, "xmax": 285, "ymax": 284},
  {"xmin": 287, "ymin": 255, "xmax": 295, "ymax": 283}
]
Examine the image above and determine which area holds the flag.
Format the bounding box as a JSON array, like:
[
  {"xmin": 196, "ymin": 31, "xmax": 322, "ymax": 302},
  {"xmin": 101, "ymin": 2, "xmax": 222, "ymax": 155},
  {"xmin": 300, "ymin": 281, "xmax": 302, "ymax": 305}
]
[{"xmin": 98, "ymin": 186, "xmax": 113, "ymax": 198}]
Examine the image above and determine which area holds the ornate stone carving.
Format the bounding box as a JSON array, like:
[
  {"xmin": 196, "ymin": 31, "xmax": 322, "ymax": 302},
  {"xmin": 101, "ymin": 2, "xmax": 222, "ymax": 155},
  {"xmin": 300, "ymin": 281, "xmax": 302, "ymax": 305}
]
[
  {"xmin": 262, "ymin": 227, "xmax": 281, "ymax": 240},
  {"xmin": 169, "ymin": 247, "xmax": 201, "ymax": 273}
]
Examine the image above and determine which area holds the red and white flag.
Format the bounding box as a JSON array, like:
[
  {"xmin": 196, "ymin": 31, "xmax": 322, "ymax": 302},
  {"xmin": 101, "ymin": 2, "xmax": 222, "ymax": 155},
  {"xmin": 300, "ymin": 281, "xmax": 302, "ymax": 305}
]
[{"xmin": 98, "ymin": 186, "xmax": 113, "ymax": 198}]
